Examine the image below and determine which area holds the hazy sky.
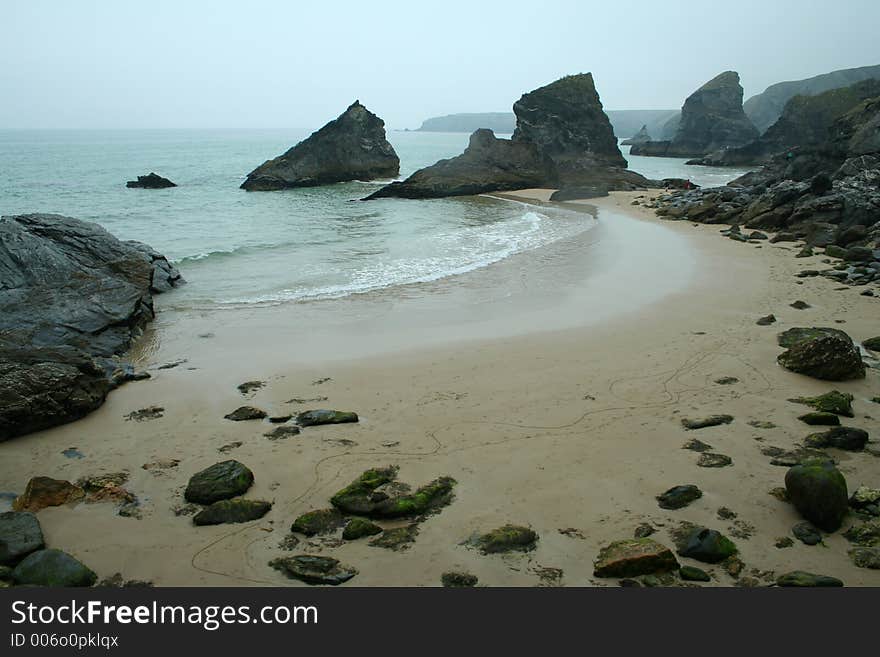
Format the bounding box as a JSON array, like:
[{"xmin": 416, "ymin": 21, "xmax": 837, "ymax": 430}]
[{"xmin": 2, "ymin": 0, "xmax": 878, "ymax": 130}]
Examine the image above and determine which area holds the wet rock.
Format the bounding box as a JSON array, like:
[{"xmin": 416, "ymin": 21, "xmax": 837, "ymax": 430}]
[
  {"xmin": 126, "ymin": 172, "xmax": 176, "ymax": 189},
  {"xmin": 243, "ymin": 101, "xmax": 399, "ymax": 191},
  {"xmin": 682, "ymin": 438, "xmax": 713, "ymax": 452},
  {"xmin": 777, "ymin": 327, "xmax": 852, "ymax": 348},
  {"xmin": 593, "ymin": 538, "xmax": 679, "ymax": 577},
  {"xmin": 792, "ymin": 521, "xmax": 822, "ymax": 545},
  {"xmin": 268, "ymin": 415, "xmax": 292, "ymax": 424},
  {"xmin": 656, "ymin": 485, "xmax": 702, "ymax": 510},
  {"xmin": 12, "ymin": 549, "xmax": 97, "ymax": 587},
  {"xmin": 476, "ymin": 525, "xmax": 538, "ymax": 554},
  {"xmin": 798, "ymin": 412, "xmax": 841, "ymax": 426},
  {"xmin": 679, "ymin": 565, "xmax": 711, "ymax": 582},
  {"xmin": 264, "ymin": 425, "xmax": 301, "ymax": 440},
  {"xmin": 441, "ymin": 571, "xmax": 478, "ymax": 587},
  {"xmin": 777, "ymin": 330, "xmax": 866, "ymax": 381},
  {"xmin": 776, "ymin": 571, "xmax": 843, "ymax": 587},
  {"xmin": 296, "ymin": 409, "xmax": 358, "ymax": 426},
  {"xmin": 681, "ymin": 415, "xmax": 734, "ymax": 430},
  {"xmin": 369, "ymin": 524, "xmax": 419, "ymax": 551},
  {"xmin": 13, "ymin": 477, "xmax": 84, "ymax": 512},
  {"xmin": 785, "ymin": 459, "xmax": 848, "ymax": 531},
  {"xmin": 849, "ymin": 547, "xmax": 880, "ymax": 569},
  {"xmin": 184, "ymin": 460, "xmax": 254, "ymax": 505},
  {"xmin": 678, "ymin": 528, "xmax": 738, "ymax": 563},
  {"xmin": 804, "ymin": 427, "xmax": 869, "ymax": 451},
  {"xmin": 329, "ymin": 466, "xmax": 455, "ymax": 519},
  {"xmin": 843, "ymin": 519, "xmax": 880, "ymax": 546},
  {"xmin": 697, "ymin": 453, "xmax": 733, "ymax": 468},
  {"xmin": 0, "ymin": 512, "xmax": 45, "ymax": 565},
  {"xmin": 291, "ymin": 508, "xmax": 345, "ymax": 536},
  {"xmin": 237, "ymin": 381, "xmax": 264, "ymax": 395},
  {"xmin": 224, "ymin": 406, "xmax": 267, "ymax": 421},
  {"xmin": 192, "ymin": 499, "xmax": 271, "ymax": 526},
  {"xmin": 342, "ymin": 518, "xmax": 382, "ymax": 540},
  {"xmin": 142, "ymin": 458, "xmax": 179, "ymax": 472},
  {"xmin": 789, "ymin": 390, "xmax": 854, "ymax": 416},
  {"xmin": 269, "ymin": 555, "xmax": 357, "ymax": 585},
  {"xmin": 756, "ymin": 314, "xmax": 777, "ymax": 326},
  {"xmin": 862, "ymin": 337, "xmax": 880, "ymax": 351}
]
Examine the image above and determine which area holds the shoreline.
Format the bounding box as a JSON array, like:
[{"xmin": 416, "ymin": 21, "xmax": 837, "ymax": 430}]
[{"xmin": 1, "ymin": 190, "xmax": 878, "ymax": 586}]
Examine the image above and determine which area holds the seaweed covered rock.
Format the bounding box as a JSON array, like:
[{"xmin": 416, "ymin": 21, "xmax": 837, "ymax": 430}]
[
  {"xmin": 777, "ymin": 331, "xmax": 865, "ymax": 381},
  {"xmin": 789, "ymin": 391, "xmax": 854, "ymax": 417},
  {"xmin": 184, "ymin": 460, "xmax": 254, "ymax": 505},
  {"xmin": 242, "ymin": 101, "xmax": 399, "ymax": 191},
  {"xmin": 192, "ymin": 499, "xmax": 271, "ymax": 526},
  {"xmin": 0, "ymin": 512, "xmax": 45, "ymax": 565},
  {"xmin": 475, "ymin": 525, "xmax": 538, "ymax": 554},
  {"xmin": 785, "ymin": 459, "xmax": 848, "ymax": 531},
  {"xmin": 593, "ymin": 539, "xmax": 679, "ymax": 577},
  {"xmin": 369, "ymin": 524, "xmax": 420, "ymax": 551},
  {"xmin": 677, "ymin": 528, "xmax": 737, "ymax": 563},
  {"xmin": 13, "ymin": 477, "xmax": 84, "ymax": 512},
  {"xmin": 776, "ymin": 571, "xmax": 843, "ymax": 587},
  {"xmin": 329, "ymin": 466, "xmax": 455, "ymax": 518},
  {"xmin": 441, "ymin": 571, "xmax": 479, "ymax": 587},
  {"xmin": 12, "ymin": 549, "xmax": 97, "ymax": 587},
  {"xmin": 291, "ymin": 508, "xmax": 345, "ymax": 536},
  {"xmin": 798, "ymin": 412, "xmax": 841, "ymax": 426},
  {"xmin": 342, "ymin": 518, "xmax": 382, "ymax": 540},
  {"xmin": 296, "ymin": 409, "xmax": 358, "ymax": 427},
  {"xmin": 269, "ymin": 555, "xmax": 357, "ymax": 585}
]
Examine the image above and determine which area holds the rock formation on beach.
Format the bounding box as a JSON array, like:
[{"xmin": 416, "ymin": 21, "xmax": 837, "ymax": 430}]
[
  {"xmin": 366, "ymin": 73, "xmax": 656, "ymax": 200},
  {"xmin": 630, "ymin": 71, "xmax": 759, "ymax": 159},
  {"xmin": 126, "ymin": 172, "xmax": 176, "ymax": 189},
  {"xmin": 622, "ymin": 125, "xmax": 652, "ymax": 146},
  {"xmin": 241, "ymin": 101, "xmax": 399, "ymax": 191},
  {"xmin": 744, "ymin": 64, "xmax": 880, "ymax": 134},
  {"xmin": 0, "ymin": 213, "xmax": 183, "ymax": 440}
]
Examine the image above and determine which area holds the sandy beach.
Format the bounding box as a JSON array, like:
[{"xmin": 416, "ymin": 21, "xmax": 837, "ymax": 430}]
[{"xmin": 1, "ymin": 190, "xmax": 877, "ymax": 586}]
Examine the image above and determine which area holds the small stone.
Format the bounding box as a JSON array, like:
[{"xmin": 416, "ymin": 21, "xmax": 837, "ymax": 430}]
[
  {"xmin": 714, "ymin": 377, "xmax": 739, "ymax": 385},
  {"xmin": 682, "ymin": 438, "xmax": 713, "ymax": 452},
  {"xmin": 863, "ymin": 337, "xmax": 880, "ymax": 351},
  {"xmin": 268, "ymin": 415, "xmax": 293, "ymax": 424},
  {"xmin": 633, "ymin": 523, "xmax": 655, "ymax": 539},
  {"xmin": 798, "ymin": 412, "xmax": 841, "ymax": 426},
  {"xmin": 792, "ymin": 521, "xmax": 822, "ymax": 545},
  {"xmin": 804, "ymin": 427, "xmax": 869, "ymax": 451},
  {"xmin": 678, "ymin": 528, "xmax": 737, "ymax": 564},
  {"xmin": 296, "ymin": 409, "xmax": 359, "ymax": 427},
  {"xmin": 593, "ymin": 539, "xmax": 679, "ymax": 578},
  {"xmin": 716, "ymin": 507, "xmax": 737, "ymax": 520},
  {"xmin": 776, "ymin": 571, "xmax": 843, "ymax": 587},
  {"xmin": 237, "ymin": 381, "xmax": 264, "ymax": 395},
  {"xmin": 843, "ymin": 519, "xmax": 880, "ymax": 546},
  {"xmin": 682, "ymin": 415, "xmax": 734, "ymax": 430},
  {"xmin": 142, "ymin": 458, "xmax": 180, "ymax": 472},
  {"xmin": 224, "ymin": 406, "xmax": 267, "ymax": 421},
  {"xmin": 0, "ymin": 512, "xmax": 45, "ymax": 565},
  {"xmin": 775, "ymin": 537, "xmax": 794, "ymax": 548},
  {"xmin": 849, "ymin": 547, "xmax": 880, "ymax": 569},
  {"xmin": 475, "ymin": 525, "xmax": 538, "ymax": 554},
  {"xmin": 125, "ymin": 406, "xmax": 164, "ymax": 422},
  {"xmin": 269, "ymin": 555, "xmax": 357, "ymax": 585},
  {"xmin": 291, "ymin": 509, "xmax": 345, "ymax": 536},
  {"xmin": 756, "ymin": 314, "xmax": 776, "ymax": 326},
  {"xmin": 342, "ymin": 518, "xmax": 383, "ymax": 540},
  {"xmin": 850, "ymin": 486, "xmax": 880, "ymax": 509},
  {"xmin": 697, "ymin": 453, "xmax": 733, "ymax": 468},
  {"xmin": 679, "ymin": 565, "xmax": 710, "ymax": 582},
  {"xmin": 656, "ymin": 485, "xmax": 702, "ymax": 510},
  {"xmin": 264, "ymin": 425, "xmax": 301, "ymax": 440},
  {"xmin": 442, "ymin": 572, "xmax": 478, "ymax": 587},
  {"xmin": 193, "ymin": 499, "xmax": 271, "ymax": 525},
  {"xmin": 790, "ymin": 300, "xmax": 811, "ymax": 309}
]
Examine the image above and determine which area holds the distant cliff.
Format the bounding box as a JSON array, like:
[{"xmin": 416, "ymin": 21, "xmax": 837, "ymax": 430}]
[{"xmin": 744, "ymin": 64, "xmax": 880, "ymax": 133}]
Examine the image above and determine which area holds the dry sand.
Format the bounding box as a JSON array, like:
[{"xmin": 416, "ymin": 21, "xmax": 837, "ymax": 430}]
[{"xmin": 1, "ymin": 189, "xmax": 878, "ymax": 586}]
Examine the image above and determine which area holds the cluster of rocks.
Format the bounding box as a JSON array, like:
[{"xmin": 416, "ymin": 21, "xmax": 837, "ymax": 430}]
[
  {"xmin": 184, "ymin": 460, "xmax": 271, "ymax": 526},
  {"xmin": 0, "ymin": 213, "xmax": 183, "ymax": 440},
  {"xmin": 366, "ymin": 73, "xmax": 656, "ymax": 201}
]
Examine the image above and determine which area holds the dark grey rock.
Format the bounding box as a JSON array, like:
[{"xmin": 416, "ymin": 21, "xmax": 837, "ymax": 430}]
[
  {"xmin": 785, "ymin": 459, "xmax": 848, "ymax": 531},
  {"xmin": 656, "ymin": 485, "xmax": 702, "ymax": 510},
  {"xmin": 184, "ymin": 460, "xmax": 254, "ymax": 505},
  {"xmin": 0, "ymin": 512, "xmax": 45, "ymax": 565},
  {"xmin": 12, "ymin": 549, "xmax": 97, "ymax": 587},
  {"xmin": 269, "ymin": 555, "xmax": 357, "ymax": 585},
  {"xmin": 792, "ymin": 521, "xmax": 823, "ymax": 545},
  {"xmin": 126, "ymin": 172, "xmax": 176, "ymax": 189}
]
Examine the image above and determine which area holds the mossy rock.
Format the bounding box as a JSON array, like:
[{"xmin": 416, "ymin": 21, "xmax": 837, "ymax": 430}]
[
  {"xmin": 680, "ymin": 565, "xmax": 711, "ymax": 582},
  {"xmin": 329, "ymin": 466, "xmax": 399, "ymax": 515},
  {"xmin": 798, "ymin": 412, "xmax": 841, "ymax": 426},
  {"xmin": 369, "ymin": 524, "xmax": 419, "ymax": 551},
  {"xmin": 843, "ymin": 519, "xmax": 880, "ymax": 547},
  {"xmin": 803, "ymin": 427, "xmax": 868, "ymax": 451},
  {"xmin": 342, "ymin": 518, "xmax": 383, "ymax": 540},
  {"xmin": 441, "ymin": 571, "xmax": 478, "ymax": 587},
  {"xmin": 476, "ymin": 525, "xmax": 538, "ymax": 554},
  {"xmin": 777, "ymin": 327, "xmax": 852, "ymax": 348},
  {"xmin": 12, "ymin": 549, "xmax": 97, "ymax": 587},
  {"xmin": 593, "ymin": 538, "xmax": 679, "ymax": 578},
  {"xmin": 777, "ymin": 332, "xmax": 865, "ymax": 381},
  {"xmin": 296, "ymin": 409, "xmax": 358, "ymax": 427},
  {"xmin": 291, "ymin": 508, "xmax": 345, "ymax": 536},
  {"xmin": 192, "ymin": 499, "xmax": 271, "ymax": 526},
  {"xmin": 776, "ymin": 571, "xmax": 843, "ymax": 587},
  {"xmin": 678, "ymin": 528, "xmax": 737, "ymax": 564},
  {"xmin": 784, "ymin": 459, "xmax": 848, "ymax": 532},
  {"xmin": 269, "ymin": 555, "xmax": 357, "ymax": 585},
  {"xmin": 789, "ymin": 390, "xmax": 854, "ymax": 416},
  {"xmin": 848, "ymin": 547, "xmax": 880, "ymax": 569},
  {"xmin": 330, "ymin": 466, "xmax": 455, "ymax": 519},
  {"xmin": 184, "ymin": 460, "xmax": 254, "ymax": 504}
]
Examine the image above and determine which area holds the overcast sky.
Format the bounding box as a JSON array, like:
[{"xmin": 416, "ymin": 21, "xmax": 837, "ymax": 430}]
[{"xmin": 2, "ymin": 0, "xmax": 878, "ymax": 130}]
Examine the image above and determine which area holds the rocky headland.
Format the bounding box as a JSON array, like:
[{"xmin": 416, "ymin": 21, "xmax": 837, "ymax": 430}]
[
  {"xmin": 0, "ymin": 214, "xmax": 183, "ymax": 440},
  {"xmin": 241, "ymin": 101, "xmax": 400, "ymax": 191},
  {"xmin": 126, "ymin": 173, "xmax": 176, "ymax": 189},
  {"xmin": 630, "ymin": 71, "xmax": 759, "ymax": 159}
]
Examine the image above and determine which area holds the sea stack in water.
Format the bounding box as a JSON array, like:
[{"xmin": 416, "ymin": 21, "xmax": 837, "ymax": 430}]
[
  {"xmin": 366, "ymin": 73, "xmax": 654, "ymax": 200},
  {"xmin": 0, "ymin": 214, "xmax": 183, "ymax": 440},
  {"xmin": 241, "ymin": 101, "xmax": 399, "ymax": 191},
  {"xmin": 126, "ymin": 172, "xmax": 176, "ymax": 189},
  {"xmin": 631, "ymin": 71, "xmax": 758, "ymax": 158},
  {"xmin": 622, "ymin": 125, "xmax": 652, "ymax": 146}
]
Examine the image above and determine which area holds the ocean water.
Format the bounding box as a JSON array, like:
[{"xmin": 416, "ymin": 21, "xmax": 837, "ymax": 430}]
[{"xmin": 0, "ymin": 130, "xmax": 748, "ymax": 308}]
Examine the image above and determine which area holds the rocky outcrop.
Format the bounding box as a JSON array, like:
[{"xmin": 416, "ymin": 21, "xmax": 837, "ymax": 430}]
[
  {"xmin": 366, "ymin": 74, "xmax": 656, "ymax": 200},
  {"xmin": 622, "ymin": 125, "xmax": 652, "ymax": 146},
  {"xmin": 126, "ymin": 172, "xmax": 176, "ymax": 189},
  {"xmin": 416, "ymin": 112, "xmax": 516, "ymax": 134},
  {"xmin": 744, "ymin": 64, "xmax": 880, "ymax": 133},
  {"xmin": 0, "ymin": 214, "xmax": 183, "ymax": 441},
  {"xmin": 630, "ymin": 71, "xmax": 758, "ymax": 158},
  {"xmin": 241, "ymin": 101, "xmax": 399, "ymax": 190}
]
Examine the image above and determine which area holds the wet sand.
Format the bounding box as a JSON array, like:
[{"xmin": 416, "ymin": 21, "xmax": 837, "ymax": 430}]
[{"xmin": 1, "ymin": 190, "xmax": 878, "ymax": 586}]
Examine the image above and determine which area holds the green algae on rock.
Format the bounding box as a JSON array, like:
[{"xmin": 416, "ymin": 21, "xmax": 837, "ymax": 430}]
[
  {"xmin": 342, "ymin": 518, "xmax": 382, "ymax": 540},
  {"xmin": 369, "ymin": 524, "xmax": 419, "ymax": 551},
  {"xmin": 798, "ymin": 412, "xmax": 841, "ymax": 426},
  {"xmin": 789, "ymin": 390, "xmax": 854, "ymax": 416},
  {"xmin": 291, "ymin": 508, "xmax": 345, "ymax": 536},
  {"xmin": 184, "ymin": 460, "xmax": 254, "ymax": 505},
  {"xmin": 776, "ymin": 571, "xmax": 843, "ymax": 587},
  {"xmin": 784, "ymin": 459, "xmax": 848, "ymax": 532},
  {"xmin": 678, "ymin": 528, "xmax": 738, "ymax": 563},
  {"xmin": 330, "ymin": 466, "xmax": 455, "ymax": 519},
  {"xmin": 193, "ymin": 499, "xmax": 271, "ymax": 526},
  {"xmin": 476, "ymin": 525, "xmax": 538, "ymax": 554}
]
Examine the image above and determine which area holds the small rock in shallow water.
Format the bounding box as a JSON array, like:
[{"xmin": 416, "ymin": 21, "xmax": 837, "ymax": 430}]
[
  {"xmin": 475, "ymin": 525, "xmax": 538, "ymax": 554},
  {"xmin": 184, "ymin": 460, "xmax": 254, "ymax": 505},
  {"xmin": 656, "ymin": 485, "xmax": 702, "ymax": 510},
  {"xmin": 269, "ymin": 555, "xmax": 357, "ymax": 585},
  {"xmin": 776, "ymin": 571, "xmax": 843, "ymax": 587},
  {"xmin": 442, "ymin": 571, "xmax": 478, "ymax": 587},
  {"xmin": 792, "ymin": 521, "xmax": 822, "ymax": 545},
  {"xmin": 681, "ymin": 415, "xmax": 734, "ymax": 430},
  {"xmin": 697, "ymin": 453, "xmax": 733, "ymax": 468},
  {"xmin": 790, "ymin": 300, "xmax": 811, "ymax": 309},
  {"xmin": 224, "ymin": 406, "xmax": 267, "ymax": 421}
]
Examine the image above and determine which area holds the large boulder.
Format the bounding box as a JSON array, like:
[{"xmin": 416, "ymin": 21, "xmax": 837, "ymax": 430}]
[
  {"xmin": 184, "ymin": 461, "xmax": 254, "ymax": 505},
  {"xmin": 12, "ymin": 549, "xmax": 97, "ymax": 587},
  {"xmin": 241, "ymin": 101, "xmax": 399, "ymax": 190},
  {"xmin": 785, "ymin": 459, "xmax": 848, "ymax": 532},
  {"xmin": 0, "ymin": 214, "xmax": 183, "ymax": 441},
  {"xmin": 0, "ymin": 512, "xmax": 45, "ymax": 565},
  {"xmin": 777, "ymin": 330, "xmax": 865, "ymax": 381}
]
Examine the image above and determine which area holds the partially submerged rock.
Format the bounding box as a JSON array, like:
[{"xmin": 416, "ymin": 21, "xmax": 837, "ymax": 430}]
[
  {"xmin": 681, "ymin": 414, "xmax": 734, "ymax": 430},
  {"xmin": 184, "ymin": 460, "xmax": 254, "ymax": 505},
  {"xmin": 13, "ymin": 477, "xmax": 84, "ymax": 512},
  {"xmin": 296, "ymin": 409, "xmax": 358, "ymax": 427},
  {"xmin": 785, "ymin": 459, "xmax": 848, "ymax": 531},
  {"xmin": 269, "ymin": 555, "xmax": 357, "ymax": 585},
  {"xmin": 677, "ymin": 528, "xmax": 738, "ymax": 563},
  {"xmin": 656, "ymin": 485, "xmax": 702, "ymax": 510},
  {"xmin": 593, "ymin": 538, "xmax": 679, "ymax": 577},
  {"xmin": 192, "ymin": 499, "xmax": 271, "ymax": 526},
  {"xmin": 776, "ymin": 571, "xmax": 843, "ymax": 587},
  {"xmin": 12, "ymin": 549, "xmax": 97, "ymax": 587},
  {"xmin": 126, "ymin": 172, "xmax": 176, "ymax": 189},
  {"xmin": 804, "ymin": 427, "xmax": 869, "ymax": 451},
  {"xmin": 291, "ymin": 508, "xmax": 345, "ymax": 536},
  {"xmin": 242, "ymin": 101, "xmax": 399, "ymax": 191},
  {"xmin": 0, "ymin": 512, "xmax": 45, "ymax": 565},
  {"xmin": 476, "ymin": 525, "xmax": 538, "ymax": 554}
]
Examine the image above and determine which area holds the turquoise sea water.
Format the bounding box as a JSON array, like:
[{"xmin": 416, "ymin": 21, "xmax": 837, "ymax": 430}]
[{"xmin": 0, "ymin": 130, "xmax": 748, "ymax": 308}]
